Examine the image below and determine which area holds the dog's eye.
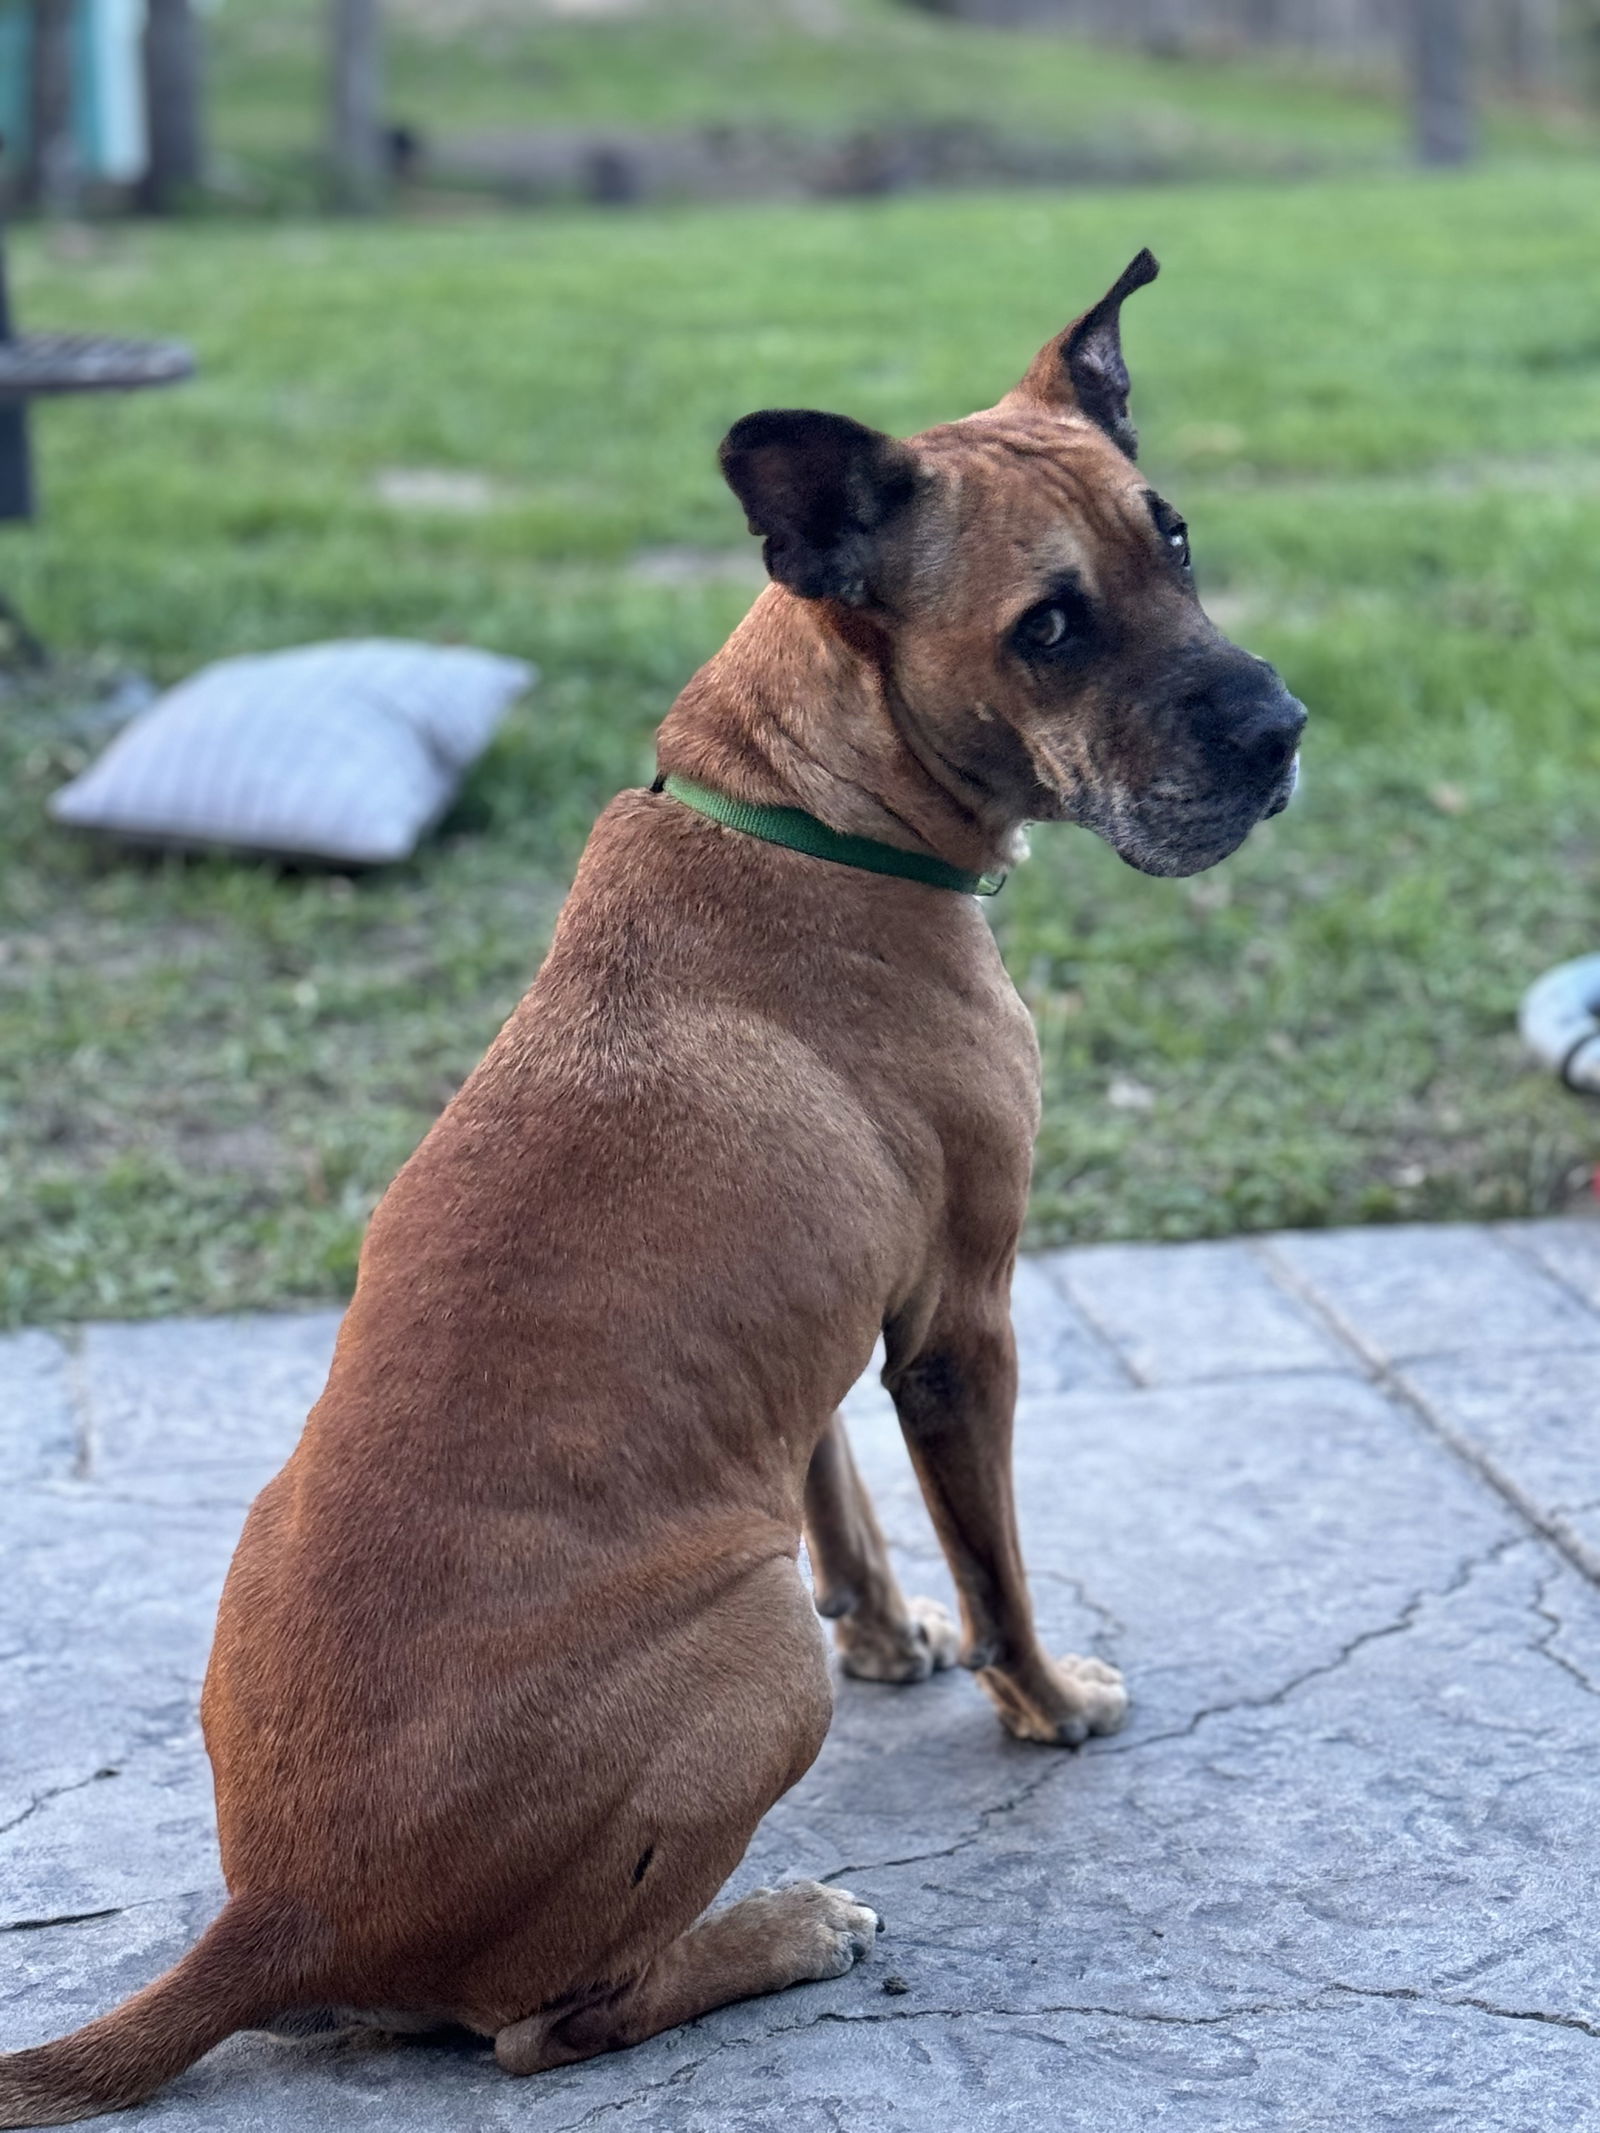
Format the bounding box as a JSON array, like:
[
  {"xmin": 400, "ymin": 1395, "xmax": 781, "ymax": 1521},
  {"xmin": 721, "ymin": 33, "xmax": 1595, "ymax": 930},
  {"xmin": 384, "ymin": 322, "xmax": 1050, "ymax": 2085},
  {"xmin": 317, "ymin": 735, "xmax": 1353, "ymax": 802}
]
[
  {"xmin": 1146, "ymin": 493, "xmax": 1192, "ymax": 573},
  {"xmin": 1013, "ymin": 583, "xmax": 1094, "ymax": 658}
]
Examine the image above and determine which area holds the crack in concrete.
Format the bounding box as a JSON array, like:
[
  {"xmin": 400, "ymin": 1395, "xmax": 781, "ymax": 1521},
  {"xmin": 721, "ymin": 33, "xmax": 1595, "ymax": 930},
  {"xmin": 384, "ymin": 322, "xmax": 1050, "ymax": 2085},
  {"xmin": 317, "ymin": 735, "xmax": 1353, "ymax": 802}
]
[
  {"xmin": 0, "ymin": 1765, "xmax": 119, "ymax": 1841},
  {"xmin": 797, "ymin": 1998, "xmax": 1308, "ymax": 2028},
  {"xmin": 548, "ymin": 2037, "xmax": 746, "ymax": 2133},
  {"xmin": 818, "ymin": 1534, "xmax": 1528, "ymax": 1891},
  {"xmin": 1332, "ymin": 1983, "xmax": 1600, "ymax": 2041},
  {"xmin": 818, "ymin": 1746, "xmax": 1074, "ymax": 1890},
  {"xmin": 0, "ymin": 1887, "xmax": 212, "ymax": 1936},
  {"xmin": 1529, "ymin": 1577, "xmax": 1600, "ymax": 1700},
  {"xmin": 765, "ymin": 1984, "xmax": 1600, "ymax": 2043},
  {"xmin": 1025, "ymin": 1566, "xmax": 1127, "ymax": 1646},
  {"xmin": 1098, "ymin": 1530, "xmax": 1529, "ymax": 1758},
  {"xmin": 2, "ymin": 1907, "xmax": 121, "ymax": 1934},
  {"xmin": 551, "ymin": 1979, "xmax": 1600, "ymax": 2118}
]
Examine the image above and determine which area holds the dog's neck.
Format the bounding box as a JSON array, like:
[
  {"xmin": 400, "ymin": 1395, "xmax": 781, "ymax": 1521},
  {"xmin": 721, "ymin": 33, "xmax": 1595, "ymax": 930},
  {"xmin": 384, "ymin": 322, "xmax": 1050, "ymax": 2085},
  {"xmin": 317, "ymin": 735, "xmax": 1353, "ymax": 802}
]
[{"xmin": 654, "ymin": 587, "xmax": 1021, "ymax": 879}]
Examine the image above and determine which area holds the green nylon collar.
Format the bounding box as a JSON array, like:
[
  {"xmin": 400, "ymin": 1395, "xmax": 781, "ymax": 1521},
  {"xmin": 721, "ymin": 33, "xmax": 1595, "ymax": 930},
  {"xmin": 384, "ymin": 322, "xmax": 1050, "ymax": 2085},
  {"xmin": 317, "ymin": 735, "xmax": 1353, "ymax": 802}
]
[{"xmin": 655, "ymin": 774, "xmax": 1006, "ymax": 898}]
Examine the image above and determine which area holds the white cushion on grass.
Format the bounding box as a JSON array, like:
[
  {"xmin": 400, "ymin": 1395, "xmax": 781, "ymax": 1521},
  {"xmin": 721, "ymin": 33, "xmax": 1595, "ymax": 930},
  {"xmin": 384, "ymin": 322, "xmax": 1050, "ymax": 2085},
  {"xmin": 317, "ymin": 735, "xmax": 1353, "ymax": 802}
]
[{"xmin": 49, "ymin": 639, "xmax": 535, "ymax": 864}]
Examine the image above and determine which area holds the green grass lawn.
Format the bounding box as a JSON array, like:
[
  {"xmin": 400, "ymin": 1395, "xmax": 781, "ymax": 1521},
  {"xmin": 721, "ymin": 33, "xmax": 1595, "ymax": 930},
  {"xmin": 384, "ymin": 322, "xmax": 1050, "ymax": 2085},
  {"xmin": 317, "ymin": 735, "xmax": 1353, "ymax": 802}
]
[
  {"xmin": 206, "ymin": 0, "xmax": 1588, "ymax": 202},
  {"xmin": 2, "ymin": 164, "xmax": 1598, "ymax": 1323}
]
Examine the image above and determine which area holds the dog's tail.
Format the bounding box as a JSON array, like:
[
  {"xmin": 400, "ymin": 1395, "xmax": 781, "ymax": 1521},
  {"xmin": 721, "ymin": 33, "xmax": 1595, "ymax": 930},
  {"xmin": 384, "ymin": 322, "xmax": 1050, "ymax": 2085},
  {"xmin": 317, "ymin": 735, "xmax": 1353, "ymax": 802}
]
[{"xmin": 0, "ymin": 1894, "xmax": 321, "ymax": 2128}]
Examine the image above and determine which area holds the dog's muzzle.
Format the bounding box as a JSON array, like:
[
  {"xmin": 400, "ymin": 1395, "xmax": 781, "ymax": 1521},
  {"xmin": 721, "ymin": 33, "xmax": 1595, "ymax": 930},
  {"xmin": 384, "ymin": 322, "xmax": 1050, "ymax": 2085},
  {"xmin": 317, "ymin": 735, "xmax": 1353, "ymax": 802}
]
[
  {"xmin": 1265, "ymin": 749, "xmax": 1301, "ymax": 819},
  {"xmin": 1100, "ymin": 672, "xmax": 1306, "ymax": 877}
]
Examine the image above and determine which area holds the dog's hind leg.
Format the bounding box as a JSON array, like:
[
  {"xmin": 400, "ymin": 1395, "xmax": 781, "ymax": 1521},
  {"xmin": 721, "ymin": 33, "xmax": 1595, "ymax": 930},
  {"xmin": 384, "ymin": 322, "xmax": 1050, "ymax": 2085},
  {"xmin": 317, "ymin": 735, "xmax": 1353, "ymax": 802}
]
[
  {"xmin": 494, "ymin": 1883, "xmax": 879, "ymax": 2075},
  {"xmin": 804, "ymin": 1414, "xmax": 959, "ymax": 1682}
]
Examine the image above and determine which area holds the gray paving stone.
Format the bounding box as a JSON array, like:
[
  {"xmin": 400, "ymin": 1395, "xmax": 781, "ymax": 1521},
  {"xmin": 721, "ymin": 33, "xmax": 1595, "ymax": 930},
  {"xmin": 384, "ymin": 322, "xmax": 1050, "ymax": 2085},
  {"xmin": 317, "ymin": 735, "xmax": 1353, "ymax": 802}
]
[
  {"xmin": 76, "ymin": 1310, "xmax": 343, "ymax": 1506},
  {"xmin": 1040, "ymin": 1237, "xmax": 1349, "ymax": 1384},
  {"xmin": 1500, "ymin": 1215, "xmax": 1600, "ymax": 1310},
  {"xmin": 1264, "ymin": 1223, "xmax": 1600, "ymax": 1365},
  {"xmin": 0, "ymin": 1493, "xmax": 235, "ymax": 1916},
  {"xmin": 1006, "ymin": 1255, "xmax": 1132, "ymax": 1391},
  {"xmin": 1399, "ymin": 1347, "xmax": 1600, "ymax": 1577},
  {"xmin": 4, "ymin": 1230, "xmax": 1600, "ymax": 2132},
  {"xmin": 0, "ymin": 1328, "xmax": 78, "ymax": 1482}
]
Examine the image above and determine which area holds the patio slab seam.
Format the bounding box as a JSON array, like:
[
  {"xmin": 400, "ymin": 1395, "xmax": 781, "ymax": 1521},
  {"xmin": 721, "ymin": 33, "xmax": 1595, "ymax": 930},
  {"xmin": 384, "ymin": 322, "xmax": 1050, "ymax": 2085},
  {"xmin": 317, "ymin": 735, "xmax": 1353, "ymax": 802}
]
[{"xmin": 1251, "ymin": 1235, "xmax": 1600, "ymax": 1590}]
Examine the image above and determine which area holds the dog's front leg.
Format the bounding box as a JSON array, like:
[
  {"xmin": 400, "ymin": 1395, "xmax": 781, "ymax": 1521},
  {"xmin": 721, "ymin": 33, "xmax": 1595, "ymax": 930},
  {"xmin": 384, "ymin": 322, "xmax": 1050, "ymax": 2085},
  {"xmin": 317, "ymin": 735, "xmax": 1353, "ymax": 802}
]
[
  {"xmin": 886, "ymin": 1304, "xmax": 1127, "ymax": 1746},
  {"xmin": 494, "ymin": 1884, "xmax": 880, "ymax": 2074},
  {"xmin": 805, "ymin": 1414, "xmax": 960, "ymax": 1682}
]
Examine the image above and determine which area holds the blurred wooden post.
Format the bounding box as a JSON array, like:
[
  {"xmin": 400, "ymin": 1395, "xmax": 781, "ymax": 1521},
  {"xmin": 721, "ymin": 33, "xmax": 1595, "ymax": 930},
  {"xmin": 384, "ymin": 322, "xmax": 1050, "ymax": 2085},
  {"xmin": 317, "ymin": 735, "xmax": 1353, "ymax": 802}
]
[
  {"xmin": 25, "ymin": 0, "xmax": 78, "ymax": 217},
  {"xmin": 329, "ymin": 0, "xmax": 385, "ymax": 211},
  {"xmin": 1409, "ymin": 0, "xmax": 1476, "ymax": 164},
  {"xmin": 140, "ymin": 0, "xmax": 207, "ymax": 212}
]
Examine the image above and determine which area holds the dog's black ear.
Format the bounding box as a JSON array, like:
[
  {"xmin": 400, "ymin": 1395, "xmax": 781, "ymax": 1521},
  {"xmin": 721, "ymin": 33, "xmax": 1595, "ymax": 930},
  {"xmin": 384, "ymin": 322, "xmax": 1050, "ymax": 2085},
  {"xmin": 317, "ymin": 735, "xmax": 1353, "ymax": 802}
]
[
  {"xmin": 1016, "ymin": 249, "xmax": 1159, "ymax": 459},
  {"xmin": 718, "ymin": 409, "xmax": 921, "ymax": 605}
]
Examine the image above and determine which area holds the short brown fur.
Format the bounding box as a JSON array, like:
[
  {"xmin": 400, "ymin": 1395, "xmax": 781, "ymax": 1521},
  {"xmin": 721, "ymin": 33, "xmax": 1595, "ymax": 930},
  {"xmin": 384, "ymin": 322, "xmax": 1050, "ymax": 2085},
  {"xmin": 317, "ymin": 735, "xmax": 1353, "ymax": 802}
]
[{"xmin": 0, "ymin": 253, "xmax": 1302, "ymax": 2125}]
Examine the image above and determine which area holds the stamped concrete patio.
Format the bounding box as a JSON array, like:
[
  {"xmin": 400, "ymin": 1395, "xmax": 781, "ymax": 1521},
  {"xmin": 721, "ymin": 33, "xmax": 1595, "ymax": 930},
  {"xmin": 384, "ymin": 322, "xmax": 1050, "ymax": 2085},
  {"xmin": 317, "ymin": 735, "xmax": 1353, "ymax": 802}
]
[{"xmin": 3, "ymin": 1218, "xmax": 1599, "ymax": 2132}]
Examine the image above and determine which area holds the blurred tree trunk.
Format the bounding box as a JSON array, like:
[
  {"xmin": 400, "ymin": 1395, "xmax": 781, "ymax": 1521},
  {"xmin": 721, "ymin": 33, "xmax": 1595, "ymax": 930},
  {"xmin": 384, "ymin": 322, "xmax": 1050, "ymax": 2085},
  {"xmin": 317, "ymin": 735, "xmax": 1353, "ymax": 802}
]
[
  {"xmin": 329, "ymin": 0, "xmax": 385, "ymax": 211},
  {"xmin": 1495, "ymin": 0, "xmax": 1556, "ymax": 87},
  {"xmin": 25, "ymin": 0, "xmax": 78, "ymax": 216},
  {"xmin": 1242, "ymin": 0, "xmax": 1287, "ymax": 43},
  {"xmin": 1564, "ymin": 0, "xmax": 1600, "ymax": 99},
  {"xmin": 1139, "ymin": 0, "xmax": 1188, "ymax": 55},
  {"xmin": 140, "ymin": 0, "xmax": 207, "ymax": 212},
  {"xmin": 1409, "ymin": 0, "xmax": 1477, "ymax": 163}
]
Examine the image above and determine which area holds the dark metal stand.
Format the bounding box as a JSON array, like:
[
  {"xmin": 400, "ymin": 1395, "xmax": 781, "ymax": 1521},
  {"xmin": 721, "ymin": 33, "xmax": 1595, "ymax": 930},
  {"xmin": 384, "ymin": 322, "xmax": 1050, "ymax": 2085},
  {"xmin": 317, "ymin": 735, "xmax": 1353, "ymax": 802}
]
[
  {"xmin": 0, "ymin": 215, "xmax": 194, "ymax": 669},
  {"xmin": 0, "ymin": 232, "xmax": 41, "ymax": 667},
  {"xmin": 0, "ymin": 406, "xmax": 32, "ymax": 524},
  {"xmin": 0, "ymin": 232, "xmax": 35, "ymax": 524}
]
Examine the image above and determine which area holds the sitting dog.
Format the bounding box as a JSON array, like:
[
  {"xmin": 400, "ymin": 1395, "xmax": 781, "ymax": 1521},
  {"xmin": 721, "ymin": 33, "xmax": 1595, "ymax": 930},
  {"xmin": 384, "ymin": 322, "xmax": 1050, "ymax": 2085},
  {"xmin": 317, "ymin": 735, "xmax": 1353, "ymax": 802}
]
[{"xmin": 0, "ymin": 250, "xmax": 1303, "ymax": 2126}]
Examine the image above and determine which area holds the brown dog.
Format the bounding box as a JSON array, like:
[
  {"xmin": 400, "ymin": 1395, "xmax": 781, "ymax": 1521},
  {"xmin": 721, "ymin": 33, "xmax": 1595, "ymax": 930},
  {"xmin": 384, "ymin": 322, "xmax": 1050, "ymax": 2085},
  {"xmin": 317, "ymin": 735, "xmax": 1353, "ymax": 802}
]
[{"xmin": 0, "ymin": 250, "xmax": 1302, "ymax": 2126}]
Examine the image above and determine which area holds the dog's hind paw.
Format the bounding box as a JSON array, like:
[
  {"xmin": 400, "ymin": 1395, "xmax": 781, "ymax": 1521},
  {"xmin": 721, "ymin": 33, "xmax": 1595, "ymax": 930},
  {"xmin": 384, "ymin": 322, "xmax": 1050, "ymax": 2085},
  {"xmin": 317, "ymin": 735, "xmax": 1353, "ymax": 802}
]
[{"xmin": 835, "ymin": 1595, "xmax": 960, "ymax": 1684}]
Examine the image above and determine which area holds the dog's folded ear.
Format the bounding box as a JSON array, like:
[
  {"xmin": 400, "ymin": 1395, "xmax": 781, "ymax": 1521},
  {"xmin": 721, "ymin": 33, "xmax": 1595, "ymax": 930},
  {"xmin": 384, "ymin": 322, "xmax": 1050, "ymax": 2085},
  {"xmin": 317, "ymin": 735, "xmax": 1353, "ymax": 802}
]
[
  {"xmin": 1014, "ymin": 249, "xmax": 1159, "ymax": 459},
  {"xmin": 719, "ymin": 409, "xmax": 922, "ymax": 606}
]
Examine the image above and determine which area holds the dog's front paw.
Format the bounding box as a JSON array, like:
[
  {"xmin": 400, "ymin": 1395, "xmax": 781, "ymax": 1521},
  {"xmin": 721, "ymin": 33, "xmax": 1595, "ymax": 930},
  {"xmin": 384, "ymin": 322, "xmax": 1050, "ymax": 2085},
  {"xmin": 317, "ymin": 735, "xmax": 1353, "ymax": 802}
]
[
  {"xmin": 742, "ymin": 1882, "xmax": 881, "ymax": 1983},
  {"xmin": 981, "ymin": 1651, "xmax": 1128, "ymax": 1746},
  {"xmin": 836, "ymin": 1595, "xmax": 960, "ymax": 1684}
]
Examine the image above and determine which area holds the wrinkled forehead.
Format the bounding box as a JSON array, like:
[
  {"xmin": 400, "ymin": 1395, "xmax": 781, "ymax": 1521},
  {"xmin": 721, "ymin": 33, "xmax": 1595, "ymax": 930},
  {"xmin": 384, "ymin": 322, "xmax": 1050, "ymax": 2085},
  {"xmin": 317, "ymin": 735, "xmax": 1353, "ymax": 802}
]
[{"xmin": 904, "ymin": 409, "xmax": 1153, "ymax": 607}]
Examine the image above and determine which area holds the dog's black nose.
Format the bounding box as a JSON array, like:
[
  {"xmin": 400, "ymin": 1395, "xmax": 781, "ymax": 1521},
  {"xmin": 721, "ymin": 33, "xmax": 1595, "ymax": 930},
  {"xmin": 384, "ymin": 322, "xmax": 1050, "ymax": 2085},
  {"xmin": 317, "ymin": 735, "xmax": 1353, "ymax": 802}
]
[{"xmin": 1228, "ymin": 692, "xmax": 1306, "ymax": 782}]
